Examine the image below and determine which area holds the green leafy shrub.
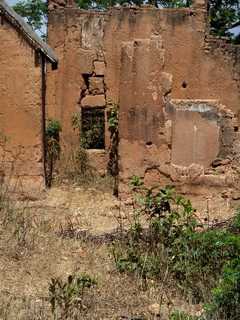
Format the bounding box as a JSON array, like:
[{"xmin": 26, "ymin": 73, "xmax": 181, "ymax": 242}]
[
  {"xmin": 46, "ymin": 119, "xmax": 62, "ymax": 141},
  {"xmin": 205, "ymin": 258, "xmax": 240, "ymax": 320},
  {"xmin": 107, "ymin": 102, "xmax": 119, "ymax": 195},
  {"xmin": 232, "ymin": 208, "xmax": 240, "ymax": 231},
  {"xmin": 112, "ymin": 180, "xmax": 199, "ymax": 282},
  {"xmin": 171, "ymin": 228, "xmax": 240, "ymax": 301},
  {"xmin": 129, "ymin": 175, "xmax": 144, "ymax": 189},
  {"xmin": 112, "ymin": 176, "xmax": 240, "ymax": 317},
  {"xmin": 107, "ymin": 103, "xmax": 118, "ymax": 131},
  {"xmin": 49, "ymin": 273, "xmax": 97, "ymax": 319}
]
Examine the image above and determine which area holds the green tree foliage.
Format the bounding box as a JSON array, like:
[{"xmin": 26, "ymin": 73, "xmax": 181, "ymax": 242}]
[
  {"xmin": 12, "ymin": 0, "xmax": 190, "ymax": 34},
  {"xmin": 13, "ymin": 0, "xmax": 47, "ymax": 33},
  {"xmin": 13, "ymin": 0, "xmax": 239, "ymax": 40},
  {"xmin": 208, "ymin": 0, "xmax": 240, "ymax": 37}
]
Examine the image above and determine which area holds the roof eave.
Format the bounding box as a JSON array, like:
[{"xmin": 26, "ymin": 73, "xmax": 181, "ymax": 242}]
[{"xmin": 0, "ymin": 0, "xmax": 58, "ymax": 65}]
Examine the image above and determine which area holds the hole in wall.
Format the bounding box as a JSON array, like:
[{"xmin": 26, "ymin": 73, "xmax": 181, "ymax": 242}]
[
  {"xmin": 234, "ymin": 126, "xmax": 239, "ymax": 132},
  {"xmin": 80, "ymin": 73, "xmax": 92, "ymax": 101},
  {"xmin": 182, "ymin": 81, "xmax": 188, "ymax": 88},
  {"xmin": 82, "ymin": 73, "xmax": 91, "ymax": 88},
  {"xmin": 146, "ymin": 141, "xmax": 153, "ymax": 146}
]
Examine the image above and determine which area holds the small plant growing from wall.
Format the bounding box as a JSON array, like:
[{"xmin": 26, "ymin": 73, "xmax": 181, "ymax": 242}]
[
  {"xmin": 66, "ymin": 112, "xmax": 94, "ymax": 183},
  {"xmin": 107, "ymin": 101, "xmax": 119, "ymax": 196},
  {"xmin": 45, "ymin": 119, "xmax": 61, "ymax": 187},
  {"xmin": 129, "ymin": 175, "xmax": 144, "ymax": 189}
]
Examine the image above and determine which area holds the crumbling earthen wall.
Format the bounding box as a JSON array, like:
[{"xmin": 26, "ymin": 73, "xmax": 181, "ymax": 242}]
[
  {"xmin": 47, "ymin": 0, "xmax": 240, "ymax": 200},
  {"xmin": 0, "ymin": 18, "xmax": 45, "ymax": 192}
]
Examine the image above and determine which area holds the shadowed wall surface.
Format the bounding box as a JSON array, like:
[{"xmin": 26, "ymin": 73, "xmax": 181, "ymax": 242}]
[{"xmin": 0, "ymin": 18, "xmax": 45, "ymax": 192}]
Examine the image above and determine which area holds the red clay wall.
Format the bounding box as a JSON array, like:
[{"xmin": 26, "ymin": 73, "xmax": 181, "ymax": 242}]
[
  {"xmin": 47, "ymin": 1, "xmax": 240, "ymax": 198},
  {"xmin": 0, "ymin": 18, "xmax": 45, "ymax": 193}
]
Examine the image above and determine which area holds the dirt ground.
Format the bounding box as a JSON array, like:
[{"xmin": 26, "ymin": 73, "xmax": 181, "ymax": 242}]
[{"xmin": 0, "ymin": 184, "xmax": 232, "ymax": 319}]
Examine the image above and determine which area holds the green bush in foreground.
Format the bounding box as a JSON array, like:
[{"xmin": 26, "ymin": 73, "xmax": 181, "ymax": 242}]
[
  {"xmin": 205, "ymin": 257, "xmax": 240, "ymax": 320},
  {"xmin": 112, "ymin": 177, "xmax": 240, "ymax": 319}
]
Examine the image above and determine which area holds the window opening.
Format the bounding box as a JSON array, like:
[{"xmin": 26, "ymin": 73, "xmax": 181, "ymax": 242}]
[{"xmin": 81, "ymin": 107, "xmax": 105, "ymax": 149}]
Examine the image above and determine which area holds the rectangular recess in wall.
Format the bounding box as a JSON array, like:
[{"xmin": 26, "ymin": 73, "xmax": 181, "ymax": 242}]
[
  {"xmin": 81, "ymin": 107, "xmax": 105, "ymax": 149},
  {"xmin": 169, "ymin": 101, "xmax": 220, "ymax": 168}
]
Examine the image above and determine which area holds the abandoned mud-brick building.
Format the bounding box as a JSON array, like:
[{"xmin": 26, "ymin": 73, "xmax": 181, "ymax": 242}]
[
  {"xmin": 0, "ymin": 0, "xmax": 58, "ymax": 193},
  {"xmin": 47, "ymin": 0, "xmax": 240, "ymax": 199}
]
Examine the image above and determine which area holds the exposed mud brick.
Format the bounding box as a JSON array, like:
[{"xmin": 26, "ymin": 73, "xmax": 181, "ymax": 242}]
[
  {"xmin": 188, "ymin": 163, "xmax": 204, "ymax": 181},
  {"xmin": 78, "ymin": 49, "xmax": 97, "ymax": 74},
  {"xmin": 94, "ymin": 61, "xmax": 105, "ymax": 76},
  {"xmin": 161, "ymin": 72, "xmax": 173, "ymax": 97},
  {"xmin": 195, "ymin": 175, "xmax": 228, "ymax": 187},
  {"xmin": 81, "ymin": 95, "xmax": 106, "ymax": 107},
  {"xmin": 48, "ymin": 0, "xmax": 67, "ymax": 10},
  {"xmin": 144, "ymin": 168, "xmax": 171, "ymax": 188},
  {"xmin": 87, "ymin": 150, "xmax": 108, "ymax": 175},
  {"xmin": 81, "ymin": 17, "xmax": 105, "ymax": 50},
  {"xmin": 89, "ymin": 77, "xmax": 105, "ymax": 95},
  {"xmin": 212, "ymin": 158, "xmax": 231, "ymax": 167}
]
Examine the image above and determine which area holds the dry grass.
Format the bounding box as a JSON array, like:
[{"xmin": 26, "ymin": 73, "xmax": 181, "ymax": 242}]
[
  {"xmin": 53, "ymin": 145, "xmax": 115, "ymax": 193},
  {"xmin": 0, "ymin": 184, "xmax": 202, "ymax": 319}
]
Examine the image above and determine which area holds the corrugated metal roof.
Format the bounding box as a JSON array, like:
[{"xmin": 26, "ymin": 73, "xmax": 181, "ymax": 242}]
[{"xmin": 0, "ymin": 0, "xmax": 58, "ymax": 65}]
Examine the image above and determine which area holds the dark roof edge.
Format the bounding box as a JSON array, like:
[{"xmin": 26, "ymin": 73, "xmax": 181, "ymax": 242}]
[
  {"xmin": 231, "ymin": 21, "xmax": 240, "ymax": 29},
  {"xmin": 0, "ymin": 0, "xmax": 58, "ymax": 65}
]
